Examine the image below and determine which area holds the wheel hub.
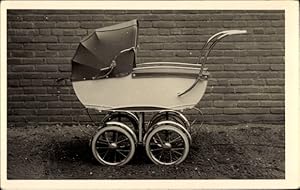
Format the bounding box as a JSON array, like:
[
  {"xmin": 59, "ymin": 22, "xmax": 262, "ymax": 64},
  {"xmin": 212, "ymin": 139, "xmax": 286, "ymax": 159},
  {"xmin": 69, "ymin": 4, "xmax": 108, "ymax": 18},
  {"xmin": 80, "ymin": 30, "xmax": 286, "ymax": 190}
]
[
  {"xmin": 109, "ymin": 142, "xmax": 118, "ymax": 149},
  {"xmin": 163, "ymin": 142, "xmax": 172, "ymax": 149}
]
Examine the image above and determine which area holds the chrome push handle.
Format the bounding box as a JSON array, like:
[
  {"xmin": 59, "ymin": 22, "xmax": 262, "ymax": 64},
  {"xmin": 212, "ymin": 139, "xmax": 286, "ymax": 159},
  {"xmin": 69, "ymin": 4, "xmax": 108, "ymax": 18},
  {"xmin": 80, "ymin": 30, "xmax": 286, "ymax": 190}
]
[{"xmin": 178, "ymin": 30, "xmax": 247, "ymax": 97}]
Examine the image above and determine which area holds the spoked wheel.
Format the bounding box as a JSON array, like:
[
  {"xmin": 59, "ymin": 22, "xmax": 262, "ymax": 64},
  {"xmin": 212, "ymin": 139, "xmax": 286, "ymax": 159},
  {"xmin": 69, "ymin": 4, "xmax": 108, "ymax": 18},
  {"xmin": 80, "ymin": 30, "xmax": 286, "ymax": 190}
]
[
  {"xmin": 91, "ymin": 122, "xmax": 136, "ymax": 166},
  {"xmin": 102, "ymin": 112, "xmax": 139, "ymax": 134},
  {"xmin": 145, "ymin": 123, "xmax": 189, "ymax": 165},
  {"xmin": 148, "ymin": 111, "xmax": 190, "ymax": 130}
]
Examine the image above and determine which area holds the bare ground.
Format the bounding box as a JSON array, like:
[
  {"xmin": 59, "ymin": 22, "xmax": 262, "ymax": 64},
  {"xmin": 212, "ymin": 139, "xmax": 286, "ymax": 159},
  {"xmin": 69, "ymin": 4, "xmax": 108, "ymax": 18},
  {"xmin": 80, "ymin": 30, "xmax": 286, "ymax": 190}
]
[{"xmin": 7, "ymin": 124, "xmax": 284, "ymax": 179}]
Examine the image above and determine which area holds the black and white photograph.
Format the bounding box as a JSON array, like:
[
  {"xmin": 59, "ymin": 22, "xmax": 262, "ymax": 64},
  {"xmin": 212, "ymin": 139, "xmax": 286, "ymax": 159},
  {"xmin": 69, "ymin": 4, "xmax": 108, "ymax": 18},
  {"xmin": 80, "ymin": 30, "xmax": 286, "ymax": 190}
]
[{"xmin": 1, "ymin": 0, "xmax": 299, "ymax": 189}]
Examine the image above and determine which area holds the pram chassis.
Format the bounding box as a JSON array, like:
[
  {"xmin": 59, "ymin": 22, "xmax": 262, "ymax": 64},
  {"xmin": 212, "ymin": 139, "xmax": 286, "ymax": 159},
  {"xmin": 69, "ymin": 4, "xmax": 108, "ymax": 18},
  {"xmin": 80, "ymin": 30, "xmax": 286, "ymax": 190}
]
[
  {"xmin": 91, "ymin": 109, "xmax": 194, "ymax": 166},
  {"xmin": 70, "ymin": 21, "xmax": 247, "ymax": 166}
]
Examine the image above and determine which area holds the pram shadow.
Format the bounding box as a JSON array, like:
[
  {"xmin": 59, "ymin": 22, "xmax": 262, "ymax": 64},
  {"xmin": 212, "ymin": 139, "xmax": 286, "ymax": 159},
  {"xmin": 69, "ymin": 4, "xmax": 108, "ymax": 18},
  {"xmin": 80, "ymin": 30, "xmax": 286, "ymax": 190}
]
[
  {"xmin": 48, "ymin": 128, "xmax": 244, "ymax": 167},
  {"xmin": 49, "ymin": 138, "xmax": 93, "ymax": 164},
  {"xmin": 50, "ymin": 138, "xmax": 152, "ymax": 165}
]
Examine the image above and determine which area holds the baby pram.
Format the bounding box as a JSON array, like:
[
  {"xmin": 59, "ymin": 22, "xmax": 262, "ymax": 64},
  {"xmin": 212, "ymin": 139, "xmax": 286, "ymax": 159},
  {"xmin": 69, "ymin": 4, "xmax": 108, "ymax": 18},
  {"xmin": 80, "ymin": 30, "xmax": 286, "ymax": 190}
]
[{"xmin": 71, "ymin": 19, "xmax": 246, "ymax": 166}]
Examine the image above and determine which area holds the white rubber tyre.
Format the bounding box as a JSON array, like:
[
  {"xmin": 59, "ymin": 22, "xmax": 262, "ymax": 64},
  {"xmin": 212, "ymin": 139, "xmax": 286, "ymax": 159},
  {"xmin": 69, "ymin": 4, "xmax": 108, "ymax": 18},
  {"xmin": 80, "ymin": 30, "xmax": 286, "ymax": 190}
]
[
  {"xmin": 91, "ymin": 124, "xmax": 136, "ymax": 166},
  {"xmin": 145, "ymin": 124, "xmax": 189, "ymax": 165}
]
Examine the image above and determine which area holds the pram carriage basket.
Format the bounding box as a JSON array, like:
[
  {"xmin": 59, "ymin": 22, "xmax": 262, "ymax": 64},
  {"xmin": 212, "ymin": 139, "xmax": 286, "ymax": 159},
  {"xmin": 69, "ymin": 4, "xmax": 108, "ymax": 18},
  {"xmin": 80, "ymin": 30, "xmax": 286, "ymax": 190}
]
[{"xmin": 71, "ymin": 19, "xmax": 247, "ymax": 166}]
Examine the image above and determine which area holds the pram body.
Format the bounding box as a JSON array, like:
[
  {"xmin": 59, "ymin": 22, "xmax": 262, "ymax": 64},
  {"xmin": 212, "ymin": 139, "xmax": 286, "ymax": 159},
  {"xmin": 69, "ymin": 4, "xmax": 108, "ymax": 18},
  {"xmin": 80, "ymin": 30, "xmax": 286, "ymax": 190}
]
[
  {"xmin": 71, "ymin": 19, "xmax": 246, "ymax": 166},
  {"xmin": 73, "ymin": 64, "xmax": 208, "ymax": 112}
]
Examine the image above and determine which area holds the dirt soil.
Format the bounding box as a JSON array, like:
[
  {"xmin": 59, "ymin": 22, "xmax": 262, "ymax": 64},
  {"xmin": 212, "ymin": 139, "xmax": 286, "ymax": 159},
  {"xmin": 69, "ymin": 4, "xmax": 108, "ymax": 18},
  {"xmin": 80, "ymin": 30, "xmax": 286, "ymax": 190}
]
[{"xmin": 7, "ymin": 124, "xmax": 284, "ymax": 179}]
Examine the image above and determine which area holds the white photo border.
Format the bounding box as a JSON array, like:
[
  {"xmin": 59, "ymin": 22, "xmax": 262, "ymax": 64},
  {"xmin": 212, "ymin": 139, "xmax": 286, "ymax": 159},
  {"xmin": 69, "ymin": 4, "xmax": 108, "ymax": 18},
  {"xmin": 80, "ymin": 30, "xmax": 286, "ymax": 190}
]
[{"xmin": 1, "ymin": 1, "xmax": 299, "ymax": 189}]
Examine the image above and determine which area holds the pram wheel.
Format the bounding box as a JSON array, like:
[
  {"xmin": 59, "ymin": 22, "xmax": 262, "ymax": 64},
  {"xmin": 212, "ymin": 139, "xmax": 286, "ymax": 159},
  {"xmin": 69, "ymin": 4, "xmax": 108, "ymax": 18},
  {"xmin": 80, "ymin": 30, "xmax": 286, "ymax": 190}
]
[
  {"xmin": 102, "ymin": 112, "xmax": 139, "ymax": 134},
  {"xmin": 148, "ymin": 111, "xmax": 190, "ymax": 130},
  {"xmin": 145, "ymin": 122, "xmax": 190, "ymax": 165},
  {"xmin": 91, "ymin": 122, "xmax": 136, "ymax": 166}
]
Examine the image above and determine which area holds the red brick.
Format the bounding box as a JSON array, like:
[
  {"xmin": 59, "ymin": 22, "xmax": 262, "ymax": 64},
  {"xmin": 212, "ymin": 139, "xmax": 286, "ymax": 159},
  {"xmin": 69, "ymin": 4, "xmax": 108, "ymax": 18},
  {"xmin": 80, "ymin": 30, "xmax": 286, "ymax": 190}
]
[
  {"xmin": 7, "ymin": 15, "xmax": 23, "ymax": 21},
  {"xmin": 212, "ymin": 72, "xmax": 236, "ymax": 78},
  {"xmin": 9, "ymin": 36, "xmax": 33, "ymax": 43},
  {"xmin": 46, "ymin": 58, "xmax": 70, "ymax": 64},
  {"xmin": 19, "ymin": 79, "xmax": 31, "ymax": 86},
  {"xmin": 266, "ymin": 79, "xmax": 284, "ymax": 85},
  {"xmin": 35, "ymin": 65, "xmax": 57, "ymax": 72},
  {"xmin": 12, "ymin": 65, "xmax": 34, "ymax": 72},
  {"xmin": 235, "ymin": 87, "xmax": 263, "ymax": 93},
  {"xmin": 249, "ymin": 64, "xmax": 270, "ymax": 71},
  {"xmin": 35, "ymin": 51, "xmax": 58, "ymax": 57},
  {"xmin": 39, "ymin": 29, "xmax": 51, "ymax": 35},
  {"xmin": 47, "ymin": 87, "xmax": 69, "ymax": 94},
  {"xmin": 80, "ymin": 22, "xmax": 104, "ymax": 29},
  {"xmin": 47, "ymin": 15, "xmax": 69, "ymax": 21},
  {"xmin": 23, "ymin": 58, "xmax": 45, "ymax": 64},
  {"xmin": 223, "ymin": 21, "xmax": 247, "ymax": 27},
  {"xmin": 247, "ymin": 108, "xmax": 270, "ymax": 114},
  {"xmin": 33, "ymin": 36, "xmax": 58, "ymax": 43},
  {"xmin": 214, "ymin": 101, "xmax": 237, "ymax": 107},
  {"xmin": 237, "ymin": 100, "xmax": 260, "ymax": 107},
  {"xmin": 72, "ymin": 102, "xmax": 85, "ymax": 108},
  {"xmin": 198, "ymin": 101, "xmax": 213, "ymax": 107},
  {"xmin": 247, "ymin": 94, "xmax": 270, "ymax": 100},
  {"xmin": 15, "ymin": 109, "xmax": 36, "ymax": 115},
  {"xmin": 210, "ymin": 87, "xmax": 235, "ymax": 94},
  {"xmin": 269, "ymin": 94, "xmax": 284, "ymax": 100},
  {"xmin": 34, "ymin": 22, "xmax": 56, "ymax": 28},
  {"xmin": 10, "ymin": 51, "xmax": 34, "ymax": 58},
  {"xmin": 207, "ymin": 64, "xmax": 225, "ymax": 71},
  {"xmin": 48, "ymin": 102, "xmax": 72, "ymax": 108},
  {"xmin": 57, "ymin": 22, "xmax": 80, "ymax": 28},
  {"xmin": 47, "ymin": 44, "xmax": 70, "ymax": 50},
  {"xmin": 270, "ymin": 108, "xmax": 284, "ymax": 114},
  {"xmin": 24, "ymin": 43, "xmax": 47, "ymax": 50},
  {"xmin": 223, "ymin": 108, "xmax": 246, "ymax": 114},
  {"xmin": 225, "ymin": 64, "xmax": 247, "ymax": 71},
  {"xmin": 260, "ymin": 101, "xmax": 284, "ymax": 107},
  {"xmin": 270, "ymin": 64, "xmax": 284, "ymax": 71},
  {"xmin": 9, "ymin": 95, "xmax": 35, "ymax": 101},
  {"xmin": 213, "ymin": 115, "xmax": 240, "ymax": 123},
  {"xmin": 24, "ymin": 87, "xmax": 47, "ymax": 94},
  {"xmin": 258, "ymin": 72, "xmax": 284, "ymax": 78},
  {"xmin": 23, "ymin": 15, "xmax": 46, "ymax": 21},
  {"xmin": 229, "ymin": 79, "xmax": 252, "ymax": 86},
  {"xmin": 8, "ymin": 116, "xmax": 25, "ymax": 122},
  {"xmin": 37, "ymin": 109, "xmax": 62, "ymax": 115},
  {"xmin": 139, "ymin": 21, "xmax": 153, "ymax": 28},
  {"xmin": 58, "ymin": 65, "xmax": 71, "ymax": 72},
  {"xmin": 49, "ymin": 116, "xmax": 72, "ymax": 122},
  {"xmin": 23, "ymin": 73, "xmax": 47, "ymax": 79},
  {"xmin": 8, "ymin": 80, "xmax": 19, "ymax": 87},
  {"xmin": 202, "ymin": 94, "xmax": 224, "ymax": 100},
  {"xmin": 224, "ymin": 94, "xmax": 248, "ymax": 100},
  {"xmin": 59, "ymin": 95, "xmax": 78, "ymax": 101},
  {"xmin": 69, "ymin": 15, "xmax": 92, "ymax": 21},
  {"xmin": 259, "ymin": 57, "xmax": 284, "ymax": 64},
  {"xmin": 10, "ymin": 22, "xmax": 34, "ymax": 28},
  {"xmin": 264, "ymin": 87, "xmax": 284, "ymax": 93},
  {"xmin": 31, "ymin": 79, "xmax": 43, "ymax": 86},
  {"xmin": 271, "ymin": 21, "xmax": 284, "ymax": 27},
  {"xmin": 248, "ymin": 21, "xmax": 271, "ymax": 27},
  {"xmin": 201, "ymin": 108, "xmax": 223, "ymax": 114},
  {"xmin": 23, "ymin": 102, "xmax": 47, "ymax": 108},
  {"xmin": 58, "ymin": 36, "xmax": 81, "ymax": 43},
  {"xmin": 8, "ymin": 43, "xmax": 24, "ymax": 50},
  {"xmin": 58, "ymin": 50, "xmax": 75, "ymax": 57}
]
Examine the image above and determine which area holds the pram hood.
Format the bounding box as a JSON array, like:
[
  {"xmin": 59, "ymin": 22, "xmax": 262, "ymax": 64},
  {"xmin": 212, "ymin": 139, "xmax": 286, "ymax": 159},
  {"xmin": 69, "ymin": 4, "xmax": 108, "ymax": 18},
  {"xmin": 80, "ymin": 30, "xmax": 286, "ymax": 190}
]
[{"xmin": 71, "ymin": 20, "xmax": 138, "ymax": 81}]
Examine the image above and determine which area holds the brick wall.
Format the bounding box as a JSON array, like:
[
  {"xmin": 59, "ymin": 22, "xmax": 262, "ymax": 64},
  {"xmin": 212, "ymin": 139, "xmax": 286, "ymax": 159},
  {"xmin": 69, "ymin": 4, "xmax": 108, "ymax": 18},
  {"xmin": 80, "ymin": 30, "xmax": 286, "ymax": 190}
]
[{"xmin": 7, "ymin": 10, "xmax": 285, "ymax": 126}]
